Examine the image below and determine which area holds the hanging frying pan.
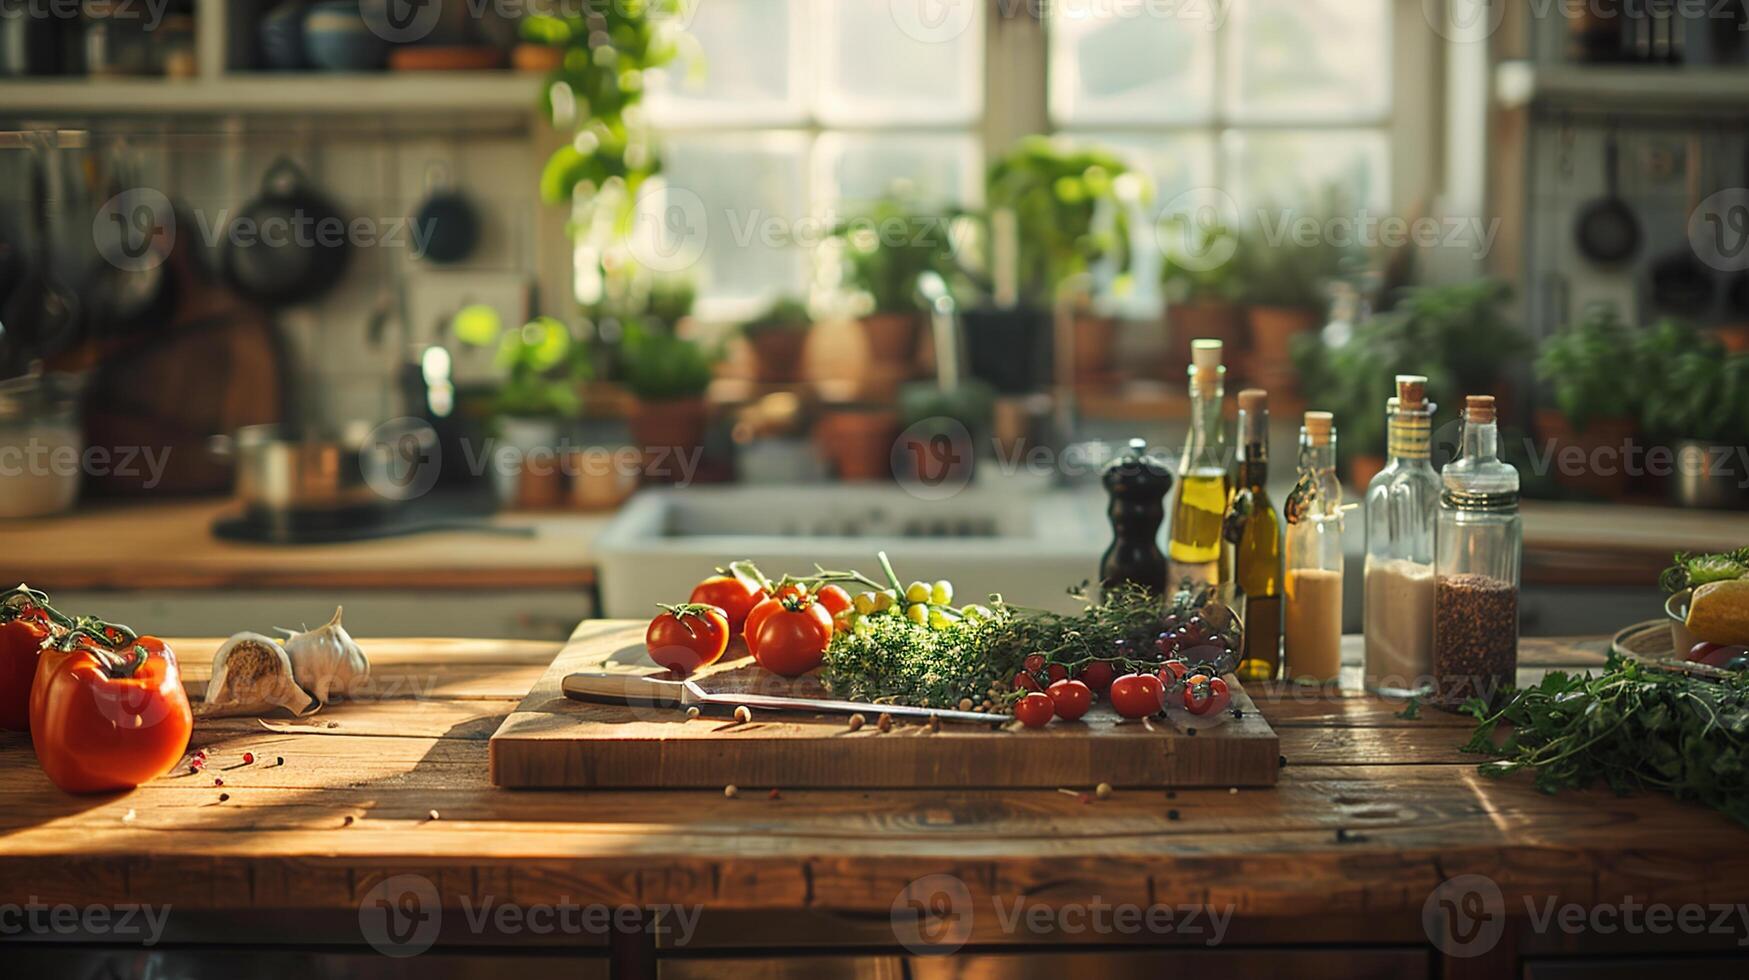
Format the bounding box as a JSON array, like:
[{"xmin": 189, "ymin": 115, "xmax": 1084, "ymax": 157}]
[
  {"xmin": 222, "ymin": 157, "xmax": 350, "ymax": 308},
  {"xmin": 1573, "ymin": 130, "xmax": 1641, "ymax": 266}
]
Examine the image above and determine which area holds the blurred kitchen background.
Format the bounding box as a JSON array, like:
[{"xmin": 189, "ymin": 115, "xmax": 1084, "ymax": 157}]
[{"xmin": 1, "ymin": 0, "xmax": 1746, "ymax": 639}]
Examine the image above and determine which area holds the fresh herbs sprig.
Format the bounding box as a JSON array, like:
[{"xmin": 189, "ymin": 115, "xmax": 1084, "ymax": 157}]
[
  {"xmin": 1461, "ymin": 655, "xmax": 1749, "ymax": 826},
  {"xmin": 1660, "ymin": 548, "xmax": 1749, "ymax": 595}
]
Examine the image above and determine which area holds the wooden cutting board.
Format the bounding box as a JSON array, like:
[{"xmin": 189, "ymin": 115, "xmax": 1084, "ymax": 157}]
[{"xmin": 489, "ymin": 620, "xmax": 1281, "ymax": 790}]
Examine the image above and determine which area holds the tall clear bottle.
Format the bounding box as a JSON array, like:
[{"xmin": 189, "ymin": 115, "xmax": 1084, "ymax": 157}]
[
  {"xmin": 1223, "ymin": 389, "xmax": 1283, "ymax": 682},
  {"xmin": 1168, "ymin": 339, "xmax": 1229, "ymax": 588},
  {"xmin": 1284, "ymin": 412, "xmax": 1344, "ymax": 687},
  {"xmin": 1432, "ymin": 395, "xmax": 1522, "ymax": 710},
  {"xmin": 1362, "ymin": 376, "xmax": 1439, "ymax": 697}
]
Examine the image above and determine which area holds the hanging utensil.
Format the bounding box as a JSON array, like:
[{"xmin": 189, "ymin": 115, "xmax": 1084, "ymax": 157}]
[
  {"xmin": 411, "ymin": 158, "xmax": 480, "ymax": 265},
  {"xmin": 1574, "ymin": 129, "xmax": 1641, "ymax": 266},
  {"xmin": 222, "ymin": 156, "xmax": 351, "ymax": 308},
  {"xmin": 1649, "ymin": 135, "xmax": 1716, "ymax": 318}
]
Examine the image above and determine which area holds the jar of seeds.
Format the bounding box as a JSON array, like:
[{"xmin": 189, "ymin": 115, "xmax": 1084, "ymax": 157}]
[{"xmin": 1432, "ymin": 396, "xmax": 1521, "ymax": 710}]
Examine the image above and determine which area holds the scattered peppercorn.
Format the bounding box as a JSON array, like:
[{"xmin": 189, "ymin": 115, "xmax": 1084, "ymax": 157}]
[
  {"xmin": 927, "ymin": 714, "xmax": 941, "ymax": 733},
  {"xmin": 1167, "ymin": 809, "xmax": 1180, "ymax": 821},
  {"xmin": 327, "ymin": 722, "xmax": 339, "ymax": 729},
  {"xmin": 342, "ymin": 815, "xmax": 355, "ymax": 827},
  {"xmin": 1095, "ymin": 783, "xmax": 1113, "ymax": 800},
  {"xmin": 274, "ymin": 756, "xmax": 285, "ymax": 767},
  {"xmin": 242, "ymin": 752, "xmax": 255, "ymax": 765},
  {"xmin": 767, "ymin": 788, "xmax": 781, "ymax": 800},
  {"xmin": 1335, "ymin": 827, "xmax": 1369, "ymax": 844},
  {"xmin": 734, "ymin": 705, "xmax": 752, "ymax": 724},
  {"xmin": 213, "ymin": 777, "xmax": 224, "ymax": 787},
  {"xmin": 1278, "ymin": 754, "xmax": 1288, "ymax": 768},
  {"xmin": 877, "ymin": 713, "xmax": 893, "ymax": 733},
  {"xmin": 218, "ymin": 793, "xmax": 230, "ymax": 802},
  {"xmin": 848, "ymin": 713, "xmax": 865, "ymax": 731},
  {"xmin": 1186, "ymin": 728, "xmax": 1197, "ymax": 736},
  {"xmin": 957, "ymin": 698, "xmax": 973, "ymax": 711},
  {"xmin": 1230, "ymin": 707, "xmax": 1244, "ymax": 719},
  {"xmin": 724, "ymin": 785, "xmax": 739, "ymax": 799},
  {"xmin": 426, "ymin": 809, "xmax": 440, "ymax": 821},
  {"xmin": 1166, "ymin": 790, "xmax": 1177, "ymax": 800}
]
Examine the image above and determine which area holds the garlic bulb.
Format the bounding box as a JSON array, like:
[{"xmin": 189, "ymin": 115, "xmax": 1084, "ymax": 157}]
[
  {"xmin": 281, "ymin": 606, "xmax": 370, "ymax": 704},
  {"xmin": 201, "ymin": 632, "xmax": 316, "ymax": 719}
]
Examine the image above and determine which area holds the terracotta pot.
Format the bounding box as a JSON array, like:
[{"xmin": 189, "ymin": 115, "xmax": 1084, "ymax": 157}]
[
  {"xmin": 1534, "ymin": 408, "xmax": 1637, "ymax": 500},
  {"xmin": 1071, "ymin": 314, "xmax": 1118, "ymax": 381},
  {"xmin": 628, "ymin": 398, "xmax": 707, "ymax": 484},
  {"xmin": 1247, "ymin": 305, "xmax": 1321, "ymax": 364},
  {"xmin": 1347, "ymin": 454, "xmax": 1387, "ymax": 492},
  {"xmin": 859, "ymin": 312, "xmax": 919, "ymax": 366},
  {"xmin": 746, "ymin": 327, "xmax": 810, "ymax": 383},
  {"xmin": 1712, "ymin": 324, "xmax": 1749, "ymax": 354},
  {"xmin": 816, "ymin": 410, "xmax": 900, "ymax": 482},
  {"xmin": 1166, "ymin": 301, "xmax": 1242, "ymax": 375}
]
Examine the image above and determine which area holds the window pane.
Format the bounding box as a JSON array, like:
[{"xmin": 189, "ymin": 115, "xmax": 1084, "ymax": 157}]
[
  {"xmin": 647, "ymin": 0, "xmax": 807, "ymax": 126},
  {"xmin": 656, "ymin": 134, "xmax": 811, "ymax": 314},
  {"xmin": 1049, "ymin": 3, "xmax": 1215, "ymax": 125},
  {"xmin": 1224, "ymin": 129, "xmax": 1389, "ymax": 212},
  {"xmin": 1224, "ymin": 0, "xmax": 1390, "ymax": 124},
  {"xmin": 813, "ymin": 132, "xmax": 981, "ymax": 208},
  {"xmin": 816, "ymin": 2, "xmax": 983, "ymax": 126}
]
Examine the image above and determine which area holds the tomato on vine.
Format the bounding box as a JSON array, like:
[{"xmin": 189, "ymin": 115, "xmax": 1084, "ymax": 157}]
[
  {"xmin": 1182, "ymin": 674, "xmax": 1231, "ymax": 716},
  {"xmin": 1014, "ymin": 692, "xmax": 1054, "ymax": 728},
  {"xmin": 1046, "ymin": 678, "xmax": 1091, "ymax": 721},
  {"xmin": 750, "ymin": 597, "xmax": 833, "ymax": 677},
  {"xmin": 1109, "ymin": 673, "xmax": 1165, "ymax": 719},
  {"xmin": 689, "ymin": 573, "xmax": 764, "ymax": 634},
  {"xmin": 644, "ymin": 604, "xmax": 730, "ymax": 677}
]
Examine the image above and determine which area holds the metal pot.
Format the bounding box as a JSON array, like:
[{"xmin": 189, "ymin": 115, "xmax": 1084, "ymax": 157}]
[
  {"xmin": 1672, "ymin": 439, "xmax": 1747, "ymax": 510},
  {"xmin": 212, "ymin": 421, "xmax": 401, "ymax": 519}
]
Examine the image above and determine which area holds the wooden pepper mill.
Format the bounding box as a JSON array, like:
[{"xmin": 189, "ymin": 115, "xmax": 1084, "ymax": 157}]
[{"xmin": 1099, "ymin": 438, "xmax": 1174, "ymax": 599}]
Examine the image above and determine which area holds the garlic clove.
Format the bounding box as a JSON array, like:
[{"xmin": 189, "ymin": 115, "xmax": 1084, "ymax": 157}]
[
  {"xmin": 200, "ymin": 632, "xmax": 318, "ymax": 719},
  {"xmin": 281, "ymin": 606, "xmax": 370, "ymax": 705}
]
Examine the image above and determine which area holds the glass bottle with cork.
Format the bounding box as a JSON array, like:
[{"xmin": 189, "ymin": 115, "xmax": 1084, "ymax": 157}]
[
  {"xmin": 1363, "ymin": 375, "xmax": 1439, "ymax": 697},
  {"xmin": 1432, "ymin": 395, "xmax": 1521, "ymax": 710},
  {"xmin": 1168, "ymin": 339, "xmax": 1229, "ymax": 588},
  {"xmin": 1284, "ymin": 411, "xmax": 1344, "ymax": 687},
  {"xmin": 1223, "ymin": 388, "xmax": 1283, "ymax": 682}
]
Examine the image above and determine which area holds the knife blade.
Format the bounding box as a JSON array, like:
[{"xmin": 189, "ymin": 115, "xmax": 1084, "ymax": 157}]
[{"xmin": 562, "ymin": 672, "xmax": 1006, "ymax": 725}]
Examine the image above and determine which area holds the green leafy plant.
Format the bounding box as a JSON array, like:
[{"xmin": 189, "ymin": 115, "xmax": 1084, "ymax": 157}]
[
  {"xmin": 619, "ymin": 320, "xmax": 715, "ymax": 402},
  {"xmin": 1293, "ymin": 280, "xmax": 1527, "ymax": 458},
  {"xmin": 833, "ymin": 193, "xmax": 956, "ymax": 314},
  {"xmin": 459, "ymin": 315, "xmax": 588, "ymax": 421},
  {"xmin": 1235, "ymin": 188, "xmax": 1362, "ymax": 311},
  {"xmin": 1638, "ymin": 324, "xmax": 1749, "ymax": 444},
  {"xmin": 985, "ymin": 136, "xmax": 1145, "ymax": 306},
  {"xmin": 1159, "ymin": 216, "xmax": 1244, "ymax": 305},
  {"xmin": 739, "ymin": 296, "xmax": 812, "ymax": 338},
  {"xmin": 1661, "ymin": 548, "xmax": 1749, "ymax": 594},
  {"xmin": 1536, "ymin": 305, "xmax": 1639, "ymax": 431},
  {"xmin": 1463, "ymin": 656, "xmax": 1749, "ymax": 827}
]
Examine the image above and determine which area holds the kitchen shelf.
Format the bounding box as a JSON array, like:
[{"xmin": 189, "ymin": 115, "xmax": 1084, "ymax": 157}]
[
  {"xmin": 1496, "ymin": 60, "xmax": 1749, "ymax": 113},
  {"xmin": 0, "ymin": 72, "xmax": 544, "ymax": 116}
]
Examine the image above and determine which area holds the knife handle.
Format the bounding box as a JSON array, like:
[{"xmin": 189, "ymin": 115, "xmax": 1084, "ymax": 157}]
[{"xmin": 563, "ymin": 672, "xmax": 688, "ymax": 707}]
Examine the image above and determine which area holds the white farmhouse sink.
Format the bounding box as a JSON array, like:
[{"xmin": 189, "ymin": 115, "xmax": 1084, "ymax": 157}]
[{"xmin": 593, "ymin": 484, "xmax": 1110, "ymax": 617}]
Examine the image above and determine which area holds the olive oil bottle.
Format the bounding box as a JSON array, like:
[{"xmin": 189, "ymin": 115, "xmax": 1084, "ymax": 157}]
[
  {"xmin": 1168, "ymin": 339, "xmax": 1229, "ymax": 587},
  {"xmin": 1224, "ymin": 388, "xmax": 1283, "ymax": 681}
]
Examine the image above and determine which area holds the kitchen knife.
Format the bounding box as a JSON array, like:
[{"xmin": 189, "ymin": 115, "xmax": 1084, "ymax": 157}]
[{"xmin": 562, "ymin": 672, "xmax": 1006, "ymax": 725}]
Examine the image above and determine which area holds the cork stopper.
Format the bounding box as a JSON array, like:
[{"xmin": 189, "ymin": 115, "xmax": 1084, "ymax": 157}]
[
  {"xmin": 1304, "ymin": 411, "xmax": 1334, "ymax": 446},
  {"xmin": 1238, "ymin": 388, "xmax": 1267, "ymax": 413},
  {"xmin": 1465, "ymin": 395, "xmax": 1497, "ymax": 424},
  {"xmin": 1395, "ymin": 375, "xmax": 1427, "ymax": 410},
  {"xmin": 1190, "ymin": 339, "xmax": 1223, "ymax": 369}
]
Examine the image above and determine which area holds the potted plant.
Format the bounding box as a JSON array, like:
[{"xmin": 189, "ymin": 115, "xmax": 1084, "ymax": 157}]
[
  {"xmin": 833, "ymin": 192, "xmax": 952, "ymax": 368},
  {"xmin": 1639, "ymin": 325, "xmax": 1749, "ymax": 509},
  {"xmin": 1534, "ymin": 306, "xmax": 1640, "ymax": 500},
  {"xmin": 972, "ymin": 137, "xmax": 1144, "ymax": 391},
  {"xmin": 815, "ymin": 404, "xmax": 901, "ymax": 483},
  {"xmin": 458, "ymin": 314, "xmax": 586, "ymax": 508},
  {"xmin": 1159, "ymin": 216, "xmax": 1244, "ymax": 376},
  {"xmin": 621, "ymin": 321, "xmax": 716, "ymax": 482},
  {"xmin": 1238, "ymin": 191, "xmax": 1360, "ymax": 382},
  {"xmin": 738, "ymin": 296, "xmax": 812, "ymax": 384}
]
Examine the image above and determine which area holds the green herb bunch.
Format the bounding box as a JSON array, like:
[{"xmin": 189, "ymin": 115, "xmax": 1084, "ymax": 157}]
[
  {"xmin": 1536, "ymin": 304, "xmax": 1639, "ymax": 431},
  {"xmin": 1660, "ymin": 548, "xmax": 1749, "ymax": 594},
  {"xmin": 1462, "ymin": 656, "xmax": 1749, "ymax": 826},
  {"xmin": 821, "ymin": 606, "xmax": 1026, "ymax": 710}
]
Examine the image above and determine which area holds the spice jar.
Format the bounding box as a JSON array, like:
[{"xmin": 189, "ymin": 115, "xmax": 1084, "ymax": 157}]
[
  {"xmin": 1363, "ymin": 376, "xmax": 1438, "ymax": 698},
  {"xmin": 1432, "ymin": 395, "xmax": 1521, "ymax": 710},
  {"xmin": 1284, "ymin": 412, "xmax": 1343, "ymax": 687}
]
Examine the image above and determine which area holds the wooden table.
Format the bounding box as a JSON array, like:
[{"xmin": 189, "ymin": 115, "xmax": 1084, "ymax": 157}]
[{"xmin": 2, "ymin": 626, "xmax": 1746, "ymax": 980}]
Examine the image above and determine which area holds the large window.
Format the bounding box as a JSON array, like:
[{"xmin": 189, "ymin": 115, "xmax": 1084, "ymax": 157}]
[{"xmin": 643, "ymin": 0, "xmax": 1407, "ymax": 316}]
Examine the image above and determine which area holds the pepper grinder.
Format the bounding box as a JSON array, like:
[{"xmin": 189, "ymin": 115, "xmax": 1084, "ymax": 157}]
[{"xmin": 1099, "ymin": 438, "xmax": 1173, "ymax": 599}]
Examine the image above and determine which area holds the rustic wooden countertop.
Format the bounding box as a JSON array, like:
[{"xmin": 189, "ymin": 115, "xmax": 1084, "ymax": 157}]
[
  {"xmin": 2, "ymin": 624, "xmax": 1744, "ymax": 949},
  {"xmin": 0, "ymin": 501, "xmax": 610, "ymax": 591}
]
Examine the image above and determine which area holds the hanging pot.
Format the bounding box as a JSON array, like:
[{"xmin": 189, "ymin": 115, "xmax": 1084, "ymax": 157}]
[{"xmin": 222, "ymin": 157, "xmax": 350, "ymax": 308}]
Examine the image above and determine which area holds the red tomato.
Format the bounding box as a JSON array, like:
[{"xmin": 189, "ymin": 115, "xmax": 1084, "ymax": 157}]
[
  {"xmin": 1077, "ymin": 660, "xmax": 1117, "ymax": 696},
  {"xmin": 689, "ymin": 575, "xmax": 763, "ymax": 633},
  {"xmin": 31, "ymin": 632, "xmax": 192, "ymax": 794},
  {"xmin": 1044, "ymin": 663, "xmax": 1069, "ymax": 684},
  {"xmin": 1, "ymin": 617, "xmax": 51, "ymax": 732},
  {"xmin": 644, "ymin": 604, "xmax": 731, "ymax": 677},
  {"xmin": 751, "ymin": 602, "xmax": 834, "ymax": 677},
  {"xmin": 1013, "ymin": 672, "xmax": 1041, "ymax": 693},
  {"xmin": 1014, "ymin": 692, "xmax": 1054, "ymax": 728},
  {"xmin": 815, "ymin": 585, "xmax": 853, "ymax": 629},
  {"xmin": 1183, "ymin": 674, "xmax": 1231, "ymax": 716},
  {"xmin": 1108, "ymin": 673, "xmax": 1165, "ymax": 719},
  {"xmin": 1046, "ymin": 678, "xmax": 1091, "ymax": 721},
  {"xmin": 1023, "ymin": 653, "xmax": 1046, "ymax": 675},
  {"xmin": 1159, "ymin": 659, "xmax": 1190, "ymax": 683}
]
